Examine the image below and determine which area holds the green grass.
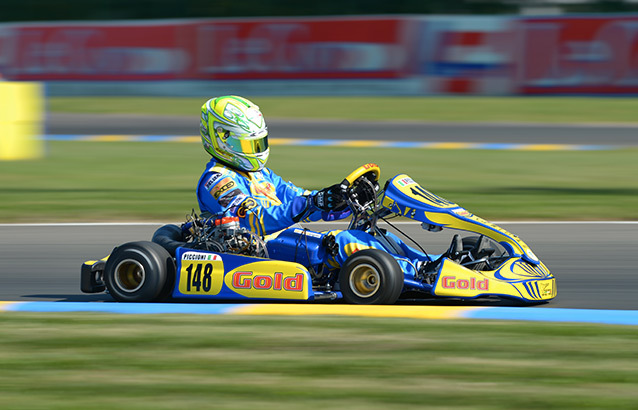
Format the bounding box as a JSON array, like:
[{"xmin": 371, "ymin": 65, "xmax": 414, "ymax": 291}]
[
  {"xmin": 1, "ymin": 141, "xmax": 637, "ymax": 222},
  {"xmin": 48, "ymin": 96, "xmax": 638, "ymax": 124},
  {"xmin": 1, "ymin": 313, "xmax": 637, "ymax": 409}
]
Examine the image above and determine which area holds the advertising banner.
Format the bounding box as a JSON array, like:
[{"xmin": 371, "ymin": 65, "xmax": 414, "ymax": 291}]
[
  {"xmin": 516, "ymin": 16, "xmax": 638, "ymax": 94},
  {"xmin": 0, "ymin": 22, "xmax": 188, "ymax": 81},
  {"xmin": 412, "ymin": 16, "xmax": 516, "ymax": 95},
  {"xmin": 189, "ymin": 18, "xmax": 407, "ymax": 80},
  {"xmin": 2, "ymin": 15, "xmax": 637, "ymax": 95},
  {"xmin": 0, "ymin": 17, "xmax": 408, "ymax": 81}
]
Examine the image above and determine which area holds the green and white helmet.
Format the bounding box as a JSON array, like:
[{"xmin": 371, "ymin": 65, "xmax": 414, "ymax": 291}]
[{"xmin": 200, "ymin": 96, "xmax": 269, "ymax": 172}]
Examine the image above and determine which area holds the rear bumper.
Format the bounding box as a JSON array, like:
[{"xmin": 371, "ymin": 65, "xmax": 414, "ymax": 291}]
[{"xmin": 80, "ymin": 259, "xmax": 107, "ymax": 293}]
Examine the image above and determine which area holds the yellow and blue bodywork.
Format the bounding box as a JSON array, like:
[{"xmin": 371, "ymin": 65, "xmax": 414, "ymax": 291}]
[
  {"xmin": 173, "ymin": 248, "xmax": 315, "ymax": 301},
  {"xmin": 380, "ymin": 174, "xmax": 556, "ymax": 302}
]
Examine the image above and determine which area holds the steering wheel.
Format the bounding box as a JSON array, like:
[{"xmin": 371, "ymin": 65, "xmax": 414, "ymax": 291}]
[
  {"xmin": 342, "ymin": 163, "xmax": 381, "ymax": 188},
  {"xmin": 339, "ymin": 163, "xmax": 381, "ymax": 210}
]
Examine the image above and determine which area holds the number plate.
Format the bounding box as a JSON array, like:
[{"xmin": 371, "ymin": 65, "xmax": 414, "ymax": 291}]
[{"xmin": 178, "ymin": 252, "xmax": 224, "ymax": 295}]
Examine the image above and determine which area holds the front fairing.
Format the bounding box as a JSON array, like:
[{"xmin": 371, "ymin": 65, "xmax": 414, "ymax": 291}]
[
  {"xmin": 381, "ymin": 174, "xmax": 541, "ymax": 265},
  {"xmin": 430, "ymin": 257, "xmax": 556, "ymax": 302}
]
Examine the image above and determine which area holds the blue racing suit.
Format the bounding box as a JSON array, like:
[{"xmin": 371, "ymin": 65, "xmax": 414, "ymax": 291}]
[
  {"xmin": 196, "ymin": 158, "xmax": 349, "ymax": 236},
  {"xmin": 196, "ymin": 158, "xmax": 427, "ymax": 276}
]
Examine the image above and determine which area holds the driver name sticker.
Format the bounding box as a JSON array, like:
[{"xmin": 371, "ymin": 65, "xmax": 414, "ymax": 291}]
[{"xmin": 178, "ymin": 252, "xmax": 224, "ymax": 295}]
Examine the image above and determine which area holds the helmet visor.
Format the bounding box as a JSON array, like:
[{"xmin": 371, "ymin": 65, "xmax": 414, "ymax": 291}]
[{"xmin": 226, "ymin": 135, "xmax": 269, "ymax": 155}]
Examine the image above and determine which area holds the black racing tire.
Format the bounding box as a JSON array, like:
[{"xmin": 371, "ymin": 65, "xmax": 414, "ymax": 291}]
[
  {"xmin": 103, "ymin": 241, "xmax": 174, "ymax": 302},
  {"xmin": 338, "ymin": 249, "xmax": 404, "ymax": 305},
  {"xmin": 152, "ymin": 224, "xmax": 187, "ymax": 257}
]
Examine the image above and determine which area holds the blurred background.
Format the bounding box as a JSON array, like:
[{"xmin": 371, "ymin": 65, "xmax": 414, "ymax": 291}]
[{"xmin": 2, "ymin": 0, "xmax": 638, "ymax": 96}]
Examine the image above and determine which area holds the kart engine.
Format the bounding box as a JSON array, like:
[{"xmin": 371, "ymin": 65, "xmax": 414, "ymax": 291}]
[{"xmin": 182, "ymin": 213, "xmax": 268, "ymax": 258}]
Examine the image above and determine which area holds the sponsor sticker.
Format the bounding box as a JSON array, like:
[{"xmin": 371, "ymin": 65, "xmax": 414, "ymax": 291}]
[
  {"xmin": 237, "ymin": 197, "xmax": 258, "ymax": 218},
  {"xmin": 204, "ymin": 173, "xmax": 223, "ymax": 191},
  {"xmin": 441, "ymin": 276, "xmax": 489, "ymax": 291},
  {"xmin": 230, "ymin": 271, "xmax": 304, "ymax": 292},
  {"xmin": 540, "ymin": 281, "xmax": 553, "ymax": 297},
  {"xmin": 293, "ymin": 229, "xmax": 322, "ymax": 239},
  {"xmin": 228, "ymin": 194, "xmax": 248, "ymax": 209},
  {"xmin": 218, "ymin": 188, "xmax": 243, "ymax": 207},
  {"xmin": 396, "ymin": 177, "xmax": 415, "ymax": 187},
  {"xmin": 223, "ymin": 262, "xmax": 311, "ymax": 300},
  {"xmin": 452, "ymin": 208, "xmax": 472, "ymax": 217},
  {"xmin": 211, "ymin": 178, "xmax": 236, "ymax": 199}
]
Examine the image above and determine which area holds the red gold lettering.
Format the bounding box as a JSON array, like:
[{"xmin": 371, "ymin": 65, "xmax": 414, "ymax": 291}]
[
  {"xmin": 233, "ymin": 272, "xmax": 252, "ymax": 289},
  {"xmin": 253, "ymin": 275, "xmax": 272, "ymax": 289},
  {"xmin": 478, "ymin": 278, "xmax": 489, "ymax": 290},
  {"xmin": 230, "ymin": 271, "xmax": 305, "ymax": 292},
  {"xmin": 274, "ymin": 272, "xmax": 283, "ymax": 290},
  {"xmin": 283, "ymin": 273, "xmax": 304, "ymax": 292},
  {"xmin": 442, "ymin": 276, "xmax": 454, "ymax": 288},
  {"xmin": 441, "ymin": 276, "xmax": 489, "ymax": 291}
]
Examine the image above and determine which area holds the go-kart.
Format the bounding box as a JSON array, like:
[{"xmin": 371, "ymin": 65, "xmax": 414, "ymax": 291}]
[{"xmin": 81, "ymin": 164, "xmax": 555, "ymax": 305}]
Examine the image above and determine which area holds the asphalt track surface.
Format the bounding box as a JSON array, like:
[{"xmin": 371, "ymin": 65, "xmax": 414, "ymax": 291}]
[
  {"xmin": 48, "ymin": 113, "xmax": 638, "ymax": 146},
  {"xmin": 1, "ymin": 222, "xmax": 636, "ymax": 310}
]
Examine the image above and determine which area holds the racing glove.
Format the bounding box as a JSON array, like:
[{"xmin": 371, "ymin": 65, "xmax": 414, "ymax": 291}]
[
  {"xmin": 313, "ymin": 183, "xmax": 347, "ymax": 212},
  {"xmin": 291, "ymin": 183, "xmax": 347, "ymax": 223}
]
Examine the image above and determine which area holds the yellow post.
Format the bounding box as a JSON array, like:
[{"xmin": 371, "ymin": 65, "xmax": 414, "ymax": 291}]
[{"xmin": 0, "ymin": 81, "xmax": 45, "ymax": 160}]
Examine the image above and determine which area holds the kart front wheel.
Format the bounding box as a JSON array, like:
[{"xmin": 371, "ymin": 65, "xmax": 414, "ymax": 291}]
[
  {"xmin": 338, "ymin": 249, "xmax": 403, "ymax": 305},
  {"xmin": 103, "ymin": 241, "xmax": 175, "ymax": 302}
]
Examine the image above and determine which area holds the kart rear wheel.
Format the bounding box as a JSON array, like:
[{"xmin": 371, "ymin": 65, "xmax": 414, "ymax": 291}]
[
  {"xmin": 103, "ymin": 241, "xmax": 175, "ymax": 302},
  {"xmin": 339, "ymin": 249, "xmax": 403, "ymax": 305}
]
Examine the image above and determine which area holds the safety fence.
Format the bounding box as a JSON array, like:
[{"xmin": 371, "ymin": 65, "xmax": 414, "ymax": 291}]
[{"xmin": 1, "ymin": 14, "xmax": 637, "ymax": 95}]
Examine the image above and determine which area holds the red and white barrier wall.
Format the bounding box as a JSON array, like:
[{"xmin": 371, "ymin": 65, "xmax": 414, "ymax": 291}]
[{"xmin": 1, "ymin": 14, "xmax": 637, "ymax": 95}]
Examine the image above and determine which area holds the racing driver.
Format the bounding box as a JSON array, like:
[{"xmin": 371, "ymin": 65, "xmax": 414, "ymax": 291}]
[{"xmin": 196, "ymin": 95, "xmax": 429, "ymax": 276}]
